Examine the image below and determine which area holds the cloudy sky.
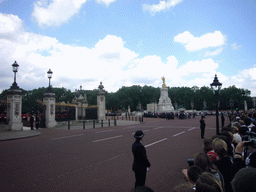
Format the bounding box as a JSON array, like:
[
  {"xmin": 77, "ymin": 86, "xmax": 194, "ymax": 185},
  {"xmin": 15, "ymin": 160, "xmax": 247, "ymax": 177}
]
[{"xmin": 1, "ymin": 0, "xmax": 256, "ymax": 96}]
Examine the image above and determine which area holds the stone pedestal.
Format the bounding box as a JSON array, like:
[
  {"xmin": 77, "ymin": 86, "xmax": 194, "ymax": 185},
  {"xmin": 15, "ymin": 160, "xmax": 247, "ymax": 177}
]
[
  {"xmin": 7, "ymin": 89, "xmax": 23, "ymax": 131},
  {"xmin": 43, "ymin": 92, "xmax": 57, "ymax": 128},
  {"xmin": 157, "ymin": 87, "xmax": 174, "ymax": 112},
  {"xmin": 97, "ymin": 82, "xmax": 106, "ymax": 120}
]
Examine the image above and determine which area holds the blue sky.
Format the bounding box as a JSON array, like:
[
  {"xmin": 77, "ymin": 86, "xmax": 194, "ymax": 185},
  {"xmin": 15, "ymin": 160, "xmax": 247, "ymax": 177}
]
[{"xmin": 1, "ymin": 0, "xmax": 256, "ymax": 96}]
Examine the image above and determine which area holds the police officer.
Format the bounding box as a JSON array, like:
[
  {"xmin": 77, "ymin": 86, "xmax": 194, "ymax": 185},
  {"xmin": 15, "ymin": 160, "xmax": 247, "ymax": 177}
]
[
  {"xmin": 132, "ymin": 130, "xmax": 151, "ymax": 188},
  {"xmin": 200, "ymin": 115, "xmax": 206, "ymax": 139},
  {"xmin": 221, "ymin": 113, "xmax": 225, "ymax": 127},
  {"xmin": 30, "ymin": 113, "xmax": 34, "ymax": 130},
  {"xmin": 35, "ymin": 113, "xmax": 40, "ymax": 129}
]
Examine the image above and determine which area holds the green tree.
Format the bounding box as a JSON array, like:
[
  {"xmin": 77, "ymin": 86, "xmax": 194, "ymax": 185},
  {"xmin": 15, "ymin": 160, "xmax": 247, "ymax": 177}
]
[{"xmin": 0, "ymin": 84, "xmax": 255, "ymax": 113}]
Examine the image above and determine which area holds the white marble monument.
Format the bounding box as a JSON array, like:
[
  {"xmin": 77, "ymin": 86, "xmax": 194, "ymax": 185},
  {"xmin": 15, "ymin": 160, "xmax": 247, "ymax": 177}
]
[{"xmin": 157, "ymin": 77, "xmax": 174, "ymax": 112}]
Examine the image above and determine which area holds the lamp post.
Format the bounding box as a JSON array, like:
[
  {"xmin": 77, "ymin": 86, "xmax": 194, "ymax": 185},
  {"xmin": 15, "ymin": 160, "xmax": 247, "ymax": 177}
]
[
  {"xmin": 191, "ymin": 101, "xmax": 194, "ymax": 118},
  {"xmin": 11, "ymin": 61, "xmax": 20, "ymax": 89},
  {"xmin": 154, "ymin": 101, "xmax": 155, "ymax": 115},
  {"xmin": 210, "ymin": 74, "xmax": 222, "ymax": 135},
  {"xmin": 229, "ymin": 98, "xmax": 234, "ymax": 116},
  {"xmin": 47, "ymin": 69, "xmax": 53, "ymax": 92}
]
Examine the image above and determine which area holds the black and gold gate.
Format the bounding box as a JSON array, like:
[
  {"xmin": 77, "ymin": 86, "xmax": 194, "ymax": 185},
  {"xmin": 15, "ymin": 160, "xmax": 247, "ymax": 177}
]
[{"xmin": 85, "ymin": 106, "xmax": 98, "ymax": 120}]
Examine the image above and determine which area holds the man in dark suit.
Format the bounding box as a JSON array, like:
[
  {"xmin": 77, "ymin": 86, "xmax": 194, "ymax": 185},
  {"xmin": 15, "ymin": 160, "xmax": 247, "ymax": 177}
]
[
  {"xmin": 30, "ymin": 113, "xmax": 34, "ymax": 130},
  {"xmin": 200, "ymin": 115, "xmax": 206, "ymax": 139},
  {"xmin": 132, "ymin": 130, "xmax": 151, "ymax": 188},
  {"xmin": 221, "ymin": 113, "xmax": 225, "ymax": 127}
]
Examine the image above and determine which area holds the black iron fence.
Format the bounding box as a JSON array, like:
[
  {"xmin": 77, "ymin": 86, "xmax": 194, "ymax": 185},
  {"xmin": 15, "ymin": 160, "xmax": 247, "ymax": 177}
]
[
  {"xmin": 106, "ymin": 115, "xmax": 143, "ymax": 122},
  {"xmin": 64, "ymin": 119, "xmax": 117, "ymax": 130},
  {"xmin": 56, "ymin": 117, "xmax": 143, "ymax": 130}
]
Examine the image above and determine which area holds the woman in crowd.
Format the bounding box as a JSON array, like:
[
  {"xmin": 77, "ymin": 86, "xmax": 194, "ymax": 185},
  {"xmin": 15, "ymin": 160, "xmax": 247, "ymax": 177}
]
[
  {"xmin": 194, "ymin": 152, "xmax": 224, "ymax": 190},
  {"xmin": 212, "ymin": 138, "xmax": 235, "ymax": 192},
  {"xmin": 202, "ymin": 138, "xmax": 217, "ymax": 162},
  {"xmin": 195, "ymin": 172, "xmax": 223, "ymax": 192}
]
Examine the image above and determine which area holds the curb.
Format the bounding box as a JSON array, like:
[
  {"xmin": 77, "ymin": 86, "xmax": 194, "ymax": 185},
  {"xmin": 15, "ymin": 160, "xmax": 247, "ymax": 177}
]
[{"xmin": 0, "ymin": 131, "xmax": 41, "ymax": 141}]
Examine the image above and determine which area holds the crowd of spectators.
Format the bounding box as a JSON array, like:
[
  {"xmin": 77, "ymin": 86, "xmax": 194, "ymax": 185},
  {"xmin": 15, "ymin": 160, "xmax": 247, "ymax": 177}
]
[
  {"xmin": 130, "ymin": 112, "xmax": 256, "ymax": 192},
  {"xmin": 177, "ymin": 112, "xmax": 256, "ymax": 192}
]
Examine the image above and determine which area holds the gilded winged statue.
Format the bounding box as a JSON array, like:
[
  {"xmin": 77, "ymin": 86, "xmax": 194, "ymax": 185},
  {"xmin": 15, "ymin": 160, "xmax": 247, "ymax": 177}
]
[{"xmin": 161, "ymin": 76, "xmax": 167, "ymax": 88}]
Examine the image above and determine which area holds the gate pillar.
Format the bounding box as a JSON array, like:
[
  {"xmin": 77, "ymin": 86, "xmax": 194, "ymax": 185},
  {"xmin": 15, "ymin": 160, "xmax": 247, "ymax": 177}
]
[
  {"xmin": 7, "ymin": 89, "xmax": 23, "ymax": 131},
  {"xmin": 43, "ymin": 92, "xmax": 57, "ymax": 128},
  {"xmin": 97, "ymin": 82, "xmax": 105, "ymax": 121}
]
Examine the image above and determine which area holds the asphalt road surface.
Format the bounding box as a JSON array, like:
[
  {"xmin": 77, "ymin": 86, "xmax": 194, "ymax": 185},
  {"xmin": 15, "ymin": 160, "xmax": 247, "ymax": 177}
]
[{"xmin": 0, "ymin": 115, "xmax": 225, "ymax": 192}]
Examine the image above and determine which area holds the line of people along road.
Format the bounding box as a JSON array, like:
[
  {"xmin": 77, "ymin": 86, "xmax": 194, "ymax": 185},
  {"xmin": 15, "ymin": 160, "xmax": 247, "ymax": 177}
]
[{"xmin": 131, "ymin": 112, "xmax": 256, "ymax": 192}]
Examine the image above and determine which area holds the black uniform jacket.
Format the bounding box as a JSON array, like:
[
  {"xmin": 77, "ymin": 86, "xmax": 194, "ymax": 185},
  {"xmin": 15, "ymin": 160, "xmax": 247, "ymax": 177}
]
[
  {"xmin": 200, "ymin": 118, "xmax": 205, "ymax": 128},
  {"xmin": 132, "ymin": 140, "xmax": 151, "ymax": 172}
]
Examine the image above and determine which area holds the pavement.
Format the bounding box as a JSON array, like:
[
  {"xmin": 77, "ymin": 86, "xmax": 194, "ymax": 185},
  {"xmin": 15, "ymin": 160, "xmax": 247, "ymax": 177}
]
[
  {"xmin": 0, "ymin": 126, "xmax": 41, "ymax": 141},
  {"xmin": 0, "ymin": 119, "xmax": 141, "ymax": 141}
]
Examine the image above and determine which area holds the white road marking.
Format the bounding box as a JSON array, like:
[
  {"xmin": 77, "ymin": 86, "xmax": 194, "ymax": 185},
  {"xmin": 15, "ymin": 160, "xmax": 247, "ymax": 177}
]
[
  {"xmin": 154, "ymin": 127, "xmax": 164, "ymax": 130},
  {"xmin": 93, "ymin": 135, "xmax": 123, "ymax": 143},
  {"xmin": 51, "ymin": 134, "xmax": 85, "ymax": 140},
  {"xmin": 145, "ymin": 138, "xmax": 168, "ymax": 148},
  {"xmin": 123, "ymin": 126, "xmax": 137, "ymax": 129},
  {"xmin": 188, "ymin": 127, "xmax": 196, "ymax": 131},
  {"xmin": 95, "ymin": 129, "xmax": 115, "ymax": 133},
  {"xmin": 173, "ymin": 131, "xmax": 185, "ymax": 137}
]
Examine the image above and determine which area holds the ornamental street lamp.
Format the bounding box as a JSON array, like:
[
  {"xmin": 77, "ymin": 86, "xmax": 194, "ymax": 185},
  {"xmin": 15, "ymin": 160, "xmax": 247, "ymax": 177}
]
[
  {"xmin": 229, "ymin": 98, "xmax": 234, "ymax": 116},
  {"xmin": 210, "ymin": 74, "xmax": 222, "ymax": 135},
  {"xmin": 47, "ymin": 69, "xmax": 53, "ymax": 92},
  {"xmin": 47, "ymin": 69, "xmax": 53, "ymax": 87},
  {"xmin": 11, "ymin": 61, "xmax": 20, "ymax": 89},
  {"xmin": 191, "ymin": 101, "xmax": 194, "ymax": 118}
]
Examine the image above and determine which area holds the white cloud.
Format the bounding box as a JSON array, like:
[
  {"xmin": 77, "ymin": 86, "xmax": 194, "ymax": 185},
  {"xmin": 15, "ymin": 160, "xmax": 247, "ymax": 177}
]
[
  {"xmin": 224, "ymin": 67, "xmax": 256, "ymax": 96},
  {"xmin": 173, "ymin": 31, "xmax": 194, "ymax": 44},
  {"xmin": 177, "ymin": 59, "xmax": 219, "ymax": 77},
  {"xmin": 204, "ymin": 48, "xmax": 223, "ymax": 57},
  {"xmin": 231, "ymin": 43, "xmax": 242, "ymax": 50},
  {"xmin": 2, "ymin": 13, "xmax": 256, "ymax": 97},
  {"xmin": 95, "ymin": 0, "xmax": 117, "ymax": 7},
  {"xmin": 0, "ymin": 13, "xmax": 24, "ymax": 41},
  {"xmin": 143, "ymin": 0, "xmax": 183, "ymax": 15},
  {"xmin": 32, "ymin": 0, "xmax": 87, "ymax": 27},
  {"xmin": 174, "ymin": 31, "xmax": 226, "ymax": 52}
]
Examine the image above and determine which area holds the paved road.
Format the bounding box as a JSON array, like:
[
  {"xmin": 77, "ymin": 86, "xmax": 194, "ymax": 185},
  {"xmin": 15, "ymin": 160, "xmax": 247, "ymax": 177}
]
[{"xmin": 0, "ymin": 115, "xmax": 224, "ymax": 192}]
